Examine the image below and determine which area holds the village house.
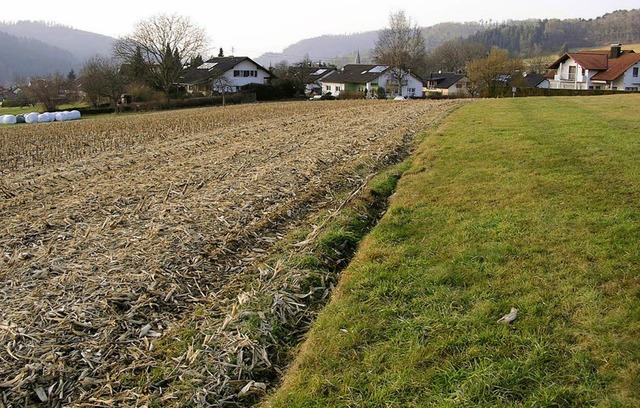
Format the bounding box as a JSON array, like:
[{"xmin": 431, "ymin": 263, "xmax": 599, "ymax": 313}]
[
  {"xmin": 304, "ymin": 66, "xmax": 337, "ymax": 96},
  {"xmin": 523, "ymin": 73, "xmax": 550, "ymax": 89},
  {"xmin": 423, "ymin": 72, "xmax": 472, "ymax": 97},
  {"xmin": 320, "ymin": 64, "xmax": 424, "ymax": 98},
  {"xmin": 546, "ymin": 44, "xmax": 640, "ymax": 91},
  {"xmin": 178, "ymin": 56, "xmax": 273, "ymax": 95}
]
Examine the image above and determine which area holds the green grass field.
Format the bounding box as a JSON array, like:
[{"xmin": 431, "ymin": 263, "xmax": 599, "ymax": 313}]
[
  {"xmin": 0, "ymin": 103, "xmax": 89, "ymax": 115},
  {"xmin": 263, "ymin": 95, "xmax": 640, "ymax": 407}
]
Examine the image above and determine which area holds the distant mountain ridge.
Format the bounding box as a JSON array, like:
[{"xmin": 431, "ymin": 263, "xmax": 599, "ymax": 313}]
[
  {"xmin": 256, "ymin": 22, "xmax": 485, "ymax": 67},
  {"xmin": 0, "ymin": 21, "xmax": 115, "ymax": 84},
  {"xmin": 0, "ymin": 31, "xmax": 78, "ymax": 84},
  {"xmin": 256, "ymin": 9, "xmax": 640, "ymax": 67},
  {"xmin": 1, "ymin": 10, "xmax": 638, "ymax": 85},
  {"xmin": 0, "ymin": 21, "xmax": 115, "ymax": 61}
]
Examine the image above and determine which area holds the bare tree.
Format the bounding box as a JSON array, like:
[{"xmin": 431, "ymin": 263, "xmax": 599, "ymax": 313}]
[
  {"xmin": 426, "ymin": 40, "xmax": 488, "ymax": 74},
  {"xmin": 113, "ymin": 13, "xmax": 209, "ymax": 98},
  {"xmin": 80, "ymin": 56, "xmax": 129, "ymax": 112},
  {"xmin": 23, "ymin": 73, "xmax": 71, "ymax": 111},
  {"xmin": 373, "ymin": 10, "xmax": 427, "ymax": 92},
  {"xmin": 467, "ymin": 48, "xmax": 525, "ymax": 97}
]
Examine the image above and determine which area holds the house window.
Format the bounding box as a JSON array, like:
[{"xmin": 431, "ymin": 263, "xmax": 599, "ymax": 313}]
[
  {"xmin": 633, "ymin": 67, "xmax": 639, "ymax": 77},
  {"xmin": 326, "ymin": 85, "xmax": 331, "ymax": 92},
  {"xmin": 568, "ymin": 66, "xmax": 576, "ymax": 80},
  {"xmin": 233, "ymin": 70, "xmax": 240, "ymax": 77},
  {"xmin": 456, "ymin": 83, "xmax": 463, "ymax": 89}
]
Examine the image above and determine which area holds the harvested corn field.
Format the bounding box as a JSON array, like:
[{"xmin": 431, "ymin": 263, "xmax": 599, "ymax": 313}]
[{"xmin": 0, "ymin": 99, "xmax": 463, "ymax": 406}]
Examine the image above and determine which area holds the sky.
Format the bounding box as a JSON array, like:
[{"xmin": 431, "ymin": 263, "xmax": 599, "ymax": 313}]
[{"xmin": 2, "ymin": 0, "xmax": 639, "ymax": 58}]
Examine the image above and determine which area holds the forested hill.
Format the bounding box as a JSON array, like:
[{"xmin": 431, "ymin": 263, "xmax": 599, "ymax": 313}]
[
  {"xmin": 0, "ymin": 31, "xmax": 78, "ymax": 84},
  {"xmin": 467, "ymin": 9, "xmax": 640, "ymax": 56},
  {"xmin": 256, "ymin": 21, "xmax": 484, "ymax": 66},
  {"xmin": 0, "ymin": 21, "xmax": 115, "ymax": 62}
]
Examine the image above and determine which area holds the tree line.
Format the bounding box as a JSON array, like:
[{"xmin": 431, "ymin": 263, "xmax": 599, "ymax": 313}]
[
  {"xmin": 10, "ymin": 8, "xmax": 640, "ymax": 110},
  {"xmin": 466, "ymin": 9, "xmax": 640, "ymax": 57}
]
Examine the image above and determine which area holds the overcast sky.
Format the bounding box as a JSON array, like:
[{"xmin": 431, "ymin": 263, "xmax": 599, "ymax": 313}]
[{"xmin": 2, "ymin": 0, "xmax": 639, "ymax": 58}]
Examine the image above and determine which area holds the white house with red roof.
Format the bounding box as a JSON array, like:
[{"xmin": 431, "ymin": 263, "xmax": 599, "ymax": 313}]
[{"xmin": 546, "ymin": 44, "xmax": 640, "ymax": 91}]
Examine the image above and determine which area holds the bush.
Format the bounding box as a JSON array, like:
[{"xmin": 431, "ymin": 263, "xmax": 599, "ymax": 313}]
[
  {"xmin": 126, "ymin": 84, "xmax": 164, "ymax": 103},
  {"xmin": 337, "ymin": 90, "xmax": 364, "ymax": 100},
  {"xmin": 426, "ymin": 91, "xmax": 444, "ymax": 99},
  {"xmin": 320, "ymin": 92, "xmax": 335, "ymax": 100},
  {"xmin": 242, "ymin": 83, "xmax": 284, "ymax": 101},
  {"xmin": 1, "ymin": 96, "xmax": 34, "ymax": 108}
]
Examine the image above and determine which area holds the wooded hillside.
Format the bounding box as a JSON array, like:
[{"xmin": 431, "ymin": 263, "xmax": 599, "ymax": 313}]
[
  {"xmin": 467, "ymin": 9, "xmax": 640, "ymax": 56},
  {"xmin": 0, "ymin": 31, "xmax": 78, "ymax": 84}
]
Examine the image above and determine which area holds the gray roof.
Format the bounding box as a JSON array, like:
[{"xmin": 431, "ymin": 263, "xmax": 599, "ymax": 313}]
[
  {"xmin": 524, "ymin": 73, "xmax": 547, "ymax": 87},
  {"xmin": 178, "ymin": 56, "xmax": 273, "ymax": 85},
  {"xmin": 425, "ymin": 72, "xmax": 466, "ymax": 89},
  {"xmin": 321, "ymin": 64, "xmax": 390, "ymax": 84}
]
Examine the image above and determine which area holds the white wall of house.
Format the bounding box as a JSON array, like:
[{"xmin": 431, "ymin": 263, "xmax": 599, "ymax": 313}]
[
  {"xmin": 322, "ymin": 82, "xmax": 343, "ymax": 95},
  {"xmin": 449, "ymin": 78, "xmax": 472, "ymax": 96},
  {"xmin": 536, "ymin": 79, "xmax": 550, "ymax": 89},
  {"xmin": 619, "ymin": 62, "xmax": 640, "ymax": 90},
  {"xmin": 216, "ymin": 60, "xmax": 270, "ymax": 92},
  {"xmin": 403, "ymin": 75, "xmax": 424, "ymax": 97},
  {"xmin": 550, "ymin": 58, "xmax": 597, "ymax": 90}
]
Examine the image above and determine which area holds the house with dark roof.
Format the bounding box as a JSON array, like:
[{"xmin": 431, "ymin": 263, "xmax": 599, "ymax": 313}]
[
  {"xmin": 546, "ymin": 44, "xmax": 640, "ymax": 91},
  {"xmin": 304, "ymin": 67, "xmax": 337, "ymax": 96},
  {"xmin": 320, "ymin": 64, "xmax": 424, "ymax": 98},
  {"xmin": 178, "ymin": 56, "xmax": 274, "ymax": 94},
  {"xmin": 523, "ymin": 73, "xmax": 550, "ymax": 89},
  {"xmin": 277, "ymin": 65, "xmax": 337, "ymax": 96},
  {"xmin": 423, "ymin": 72, "xmax": 472, "ymax": 97}
]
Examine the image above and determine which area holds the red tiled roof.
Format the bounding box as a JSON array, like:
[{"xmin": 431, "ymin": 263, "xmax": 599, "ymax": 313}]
[
  {"xmin": 547, "ymin": 48, "xmax": 640, "ymax": 82},
  {"xmin": 592, "ymin": 51, "xmax": 640, "ymax": 81},
  {"xmin": 570, "ymin": 53, "xmax": 609, "ymax": 70}
]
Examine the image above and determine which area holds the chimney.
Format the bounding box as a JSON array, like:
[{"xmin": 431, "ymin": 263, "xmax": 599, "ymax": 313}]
[{"xmin": 610, "ymin": 43, "xmax": 622, "ymax": 59}]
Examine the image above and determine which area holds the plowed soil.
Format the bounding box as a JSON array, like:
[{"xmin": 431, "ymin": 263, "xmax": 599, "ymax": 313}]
[{"xmin": 0, "ymin": 99, "xmax": 463, "ymax": 406}]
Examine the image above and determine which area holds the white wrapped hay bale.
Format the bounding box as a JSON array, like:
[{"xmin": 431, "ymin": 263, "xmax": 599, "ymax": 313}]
[
  {"xmin": 1, "ymin": 115, "xmax": 17, "ymax": 125},
  {"xmin": 25, "ymin": 112, "xmax": 40, "ymax": 124},
  {"xmin": 38, "ymin": 112, "xmax": 55, "ymax": 123},
  {"xmin": 69, "ymin": 110, "xmax": 81, "ymax": 120},
  {"xmin": 55, "ymin": 111, "xmax": 70, "ymax": 122}
]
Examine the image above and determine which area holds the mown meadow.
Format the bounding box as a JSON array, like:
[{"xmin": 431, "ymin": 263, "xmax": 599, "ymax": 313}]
[{"xmin": 264, "ymin": 94, "xmax": 640, "ymax": 407}]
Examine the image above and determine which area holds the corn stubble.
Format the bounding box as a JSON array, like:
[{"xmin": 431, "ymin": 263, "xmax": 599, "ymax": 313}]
[{"xmin": 0, "ymin": 99, "xmax": 462, "ymax": 405}]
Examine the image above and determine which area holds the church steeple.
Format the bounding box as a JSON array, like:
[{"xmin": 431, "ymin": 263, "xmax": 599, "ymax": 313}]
[{"xmin": 355, "ymin": 49, "xmax": 361, "ymax": 64}]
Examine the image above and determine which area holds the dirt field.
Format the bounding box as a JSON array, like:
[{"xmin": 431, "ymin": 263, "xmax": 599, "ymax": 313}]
[{"xmin": 0, "ymin": 99, "xmax": 463, "ymax": 406}]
